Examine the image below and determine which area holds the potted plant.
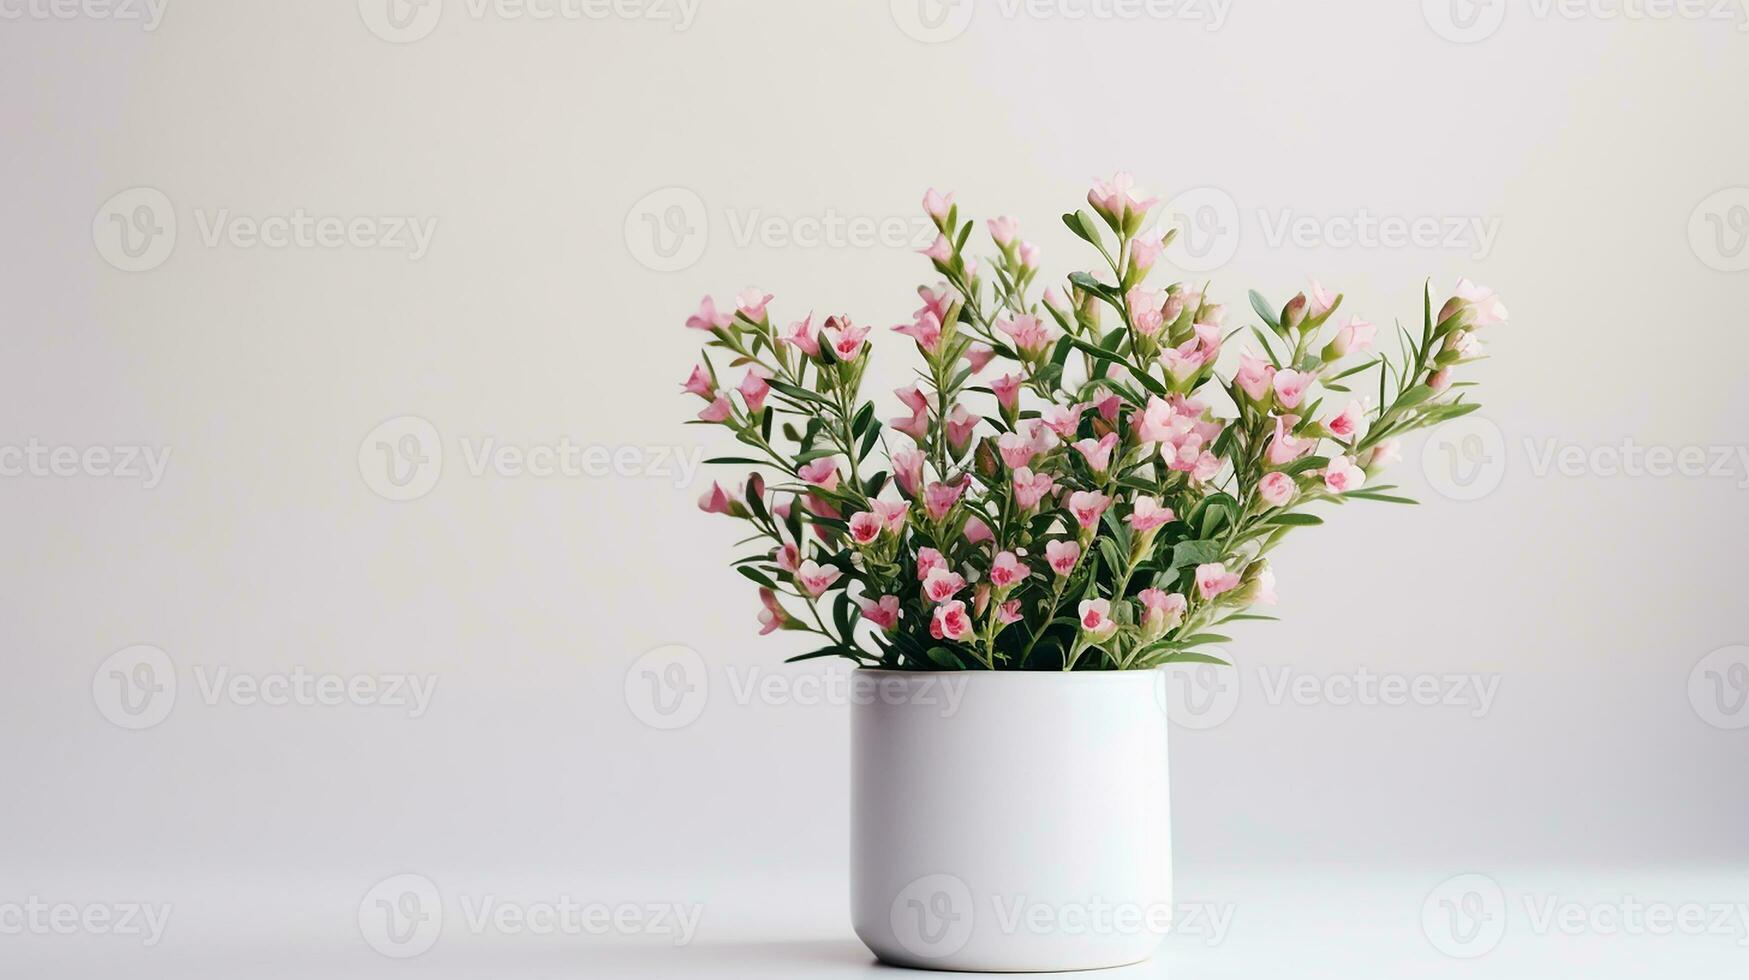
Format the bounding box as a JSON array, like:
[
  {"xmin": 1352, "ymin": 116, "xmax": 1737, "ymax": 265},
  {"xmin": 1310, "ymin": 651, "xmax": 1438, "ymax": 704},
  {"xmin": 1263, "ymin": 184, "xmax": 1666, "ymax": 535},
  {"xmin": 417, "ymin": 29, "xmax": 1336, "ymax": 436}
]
[{"xmin": 679, "ymin": 173, "xmax": 1508, "ymax": 972}]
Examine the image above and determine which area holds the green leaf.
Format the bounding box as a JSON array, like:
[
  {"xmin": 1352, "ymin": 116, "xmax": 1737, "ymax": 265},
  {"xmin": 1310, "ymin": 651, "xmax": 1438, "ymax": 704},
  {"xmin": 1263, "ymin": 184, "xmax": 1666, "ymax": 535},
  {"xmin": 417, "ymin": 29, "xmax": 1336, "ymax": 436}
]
[
  {"xmin": 736, "ymin": 565, "xmax": 776, "ymax": 589},
  {"xmin": 1069, "ymin": 271, "xmax": 1113, "ymax": 296},
  {"xmin": 1346, "ymin": 490, "xmax": 1419, "ymax": 504},
  {"xmin": 1249, "ymin": 290, "xmax": 1281, "ymax": 331},
  {"xmin": 1168, "ymin": 539, "xmax": 1223, "ymax": 571},
  {"xmin": 925, "ymin": 646, "xmax": 969, "ymax": 670},
  {"xmin": 857, "ymin": 420, "xmax": 883, "ymax": 462},
  {"xmin": 1266, "ymin": 511, "xmax": 1323, "ymax": 526},
  {"xmin": 704, "ymin": 456, "xmax": 765, "ymax": 466},
  {"xmin": 1158, "ymin": 652, "xmax": 1232, "ymax": 666},
  {"xmin": 766, "ymin": 378, "xmax": 830, "ymax": 405},
  {"xmin": 786, "ymin": 648, "xmax": 850, "ymax": 664}
]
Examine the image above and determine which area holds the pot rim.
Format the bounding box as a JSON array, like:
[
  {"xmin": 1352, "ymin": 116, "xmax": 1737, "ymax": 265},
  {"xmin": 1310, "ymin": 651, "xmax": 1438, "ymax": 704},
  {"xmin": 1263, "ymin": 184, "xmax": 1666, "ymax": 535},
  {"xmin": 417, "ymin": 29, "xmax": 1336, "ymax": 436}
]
[{"xmin": 851, "ymin": 666, "xmax": 1165, "ymax": 682}]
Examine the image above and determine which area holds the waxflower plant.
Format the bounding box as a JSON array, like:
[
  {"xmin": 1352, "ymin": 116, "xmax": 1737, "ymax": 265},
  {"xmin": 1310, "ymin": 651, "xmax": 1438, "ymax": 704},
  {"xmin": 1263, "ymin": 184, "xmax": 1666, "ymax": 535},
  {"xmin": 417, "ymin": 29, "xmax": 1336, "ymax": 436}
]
[{"xmin": 681, "ymin": 174, "xmax": 1508, "ymax": 671}]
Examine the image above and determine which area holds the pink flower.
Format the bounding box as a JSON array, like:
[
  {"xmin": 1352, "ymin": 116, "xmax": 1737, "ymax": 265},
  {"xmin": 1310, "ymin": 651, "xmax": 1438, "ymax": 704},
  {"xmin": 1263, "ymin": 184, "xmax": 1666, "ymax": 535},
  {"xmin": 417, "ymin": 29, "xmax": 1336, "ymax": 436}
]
[
  {"xmin": 1128, "ymin": 287, "xmax": 1167, "ymax": 337},
  {"xmin": 1138, "ymin": 589, "xmax": 1187, "ymax": 636},
  {"xmin": 1132, "ymin": 396, "xmax": 1182, "ymax": 446},
  {"xmin": 857, "ymin": 594, "xmax": 902, "ymax": 631},
  {"xmin": 916, "ymin": 547, "xmax": 947, "ymax": 581},
  {"xmin": 997, "ymin": 600, "xmax": 1023, "ymax": 625},
  {"xmin": 1266, "ymin": 415, "xmax": 1315, "ymax": 466},
  {"xmin": 997, "ymin": 313, "xmax": 1057, "ymax": 359},
  {"xmin": 872, "ymin": 497, "xmax": 909, "ymax": 531},
  {"xmin": 989, "ymin": 551, "xmax": 1026, "ymax": 588},
  {"xmin": 686, "ymin": 295, "xmax": 733, "ymax": 331},
  {"xmin": 798, "ymin": 457, "xmax": 840, "ymax": 491},
  {"xmin": 892, "ymin": 385, "xmax": 932, "ymax": 444},
  {"xmin": 1078, "ymin": 599, "xmax": 1117, "ymax": 639},
  {"xmin": 924, "ymin": 480, "xmax": 965, "ymax": 520},
  {"xmin": 1159, "ymin": 341, "xmax": 1207, "ymax": 384},
  {"xmin": 783, "ymin": 314, "xmax": 821, "ymax": 358},
  {"xmin": 1026, "ymin": 418, "xmax": 1061, "ymax": 455},
  {"xmin": 1428, "ymin": 368, "xmax": 1453, "ymax": 393},
  {"xmin": 963, "ymin": 515, "xmax": 994, "ymax": 545},
  {"xmin": 1192, "ymin": 451, "xmax": 1222, "ymax": 482},
  {"xmin": 930, "ymin": 600, "xmax": 973, "ymax": 642},
  {"xmin": 698, "ymin": 482, "xmax": 734, "ymax": 515},
  {"xmin": 1095, "ymin": 393, "xmax": 1121, "ymax": 423},
  {"xmin": 1011, "ymin": 467, "xmax": 1056, "ymax": 511},
  {"xmin": 991, "ymin": 374, "xmax": 1023, "ymax": 417},
  {"xmin": 797, "ymin": 560, "xmax": 842, "ymax": 597},
  {"xmin": 923, "ymin": 188, "xmax": 955, "ymax": 222},
  {"xmin": 1087, "ymin": 171, "xmax": 1159, "ymax": 225},
  {"xmin": 892, "ymin": 449, "xmax": 925, "ymax": 497},
  {"xmin": 1235, "ymin": 351, "xmax": 1276, "ymax": 401},
  {"xmin": 1251, "ymin": 566, "xmax": 1278, "ymax": 606},
  {"xmin": 921, "ymin": 234, "xmax": 954, "ymax": 263},
  {"xmin": 682, "ymin": 364, "xmax": 715, "ymax": 400},
  {"xmin": 944, "ymin": 405, "xmax": 979, "ymax": 455},
  {"xmin": 758, "ymin": 588, "xmax": 790, "ymax": 635},
  {"xmin": 916, "ymin": 283, "xmax": 956, "ymax": 322},
  {"xmin": 1307, "ymin": 279, "xmax": 1338, "ymax": 320},
  {"xmin": 1196, "ymin": 562, "xmax": 1241, "ymax": 600},
  {"xmin": 1272, "ymin": 369, "xmax": 1313, "ymax": 410},
  {"xmin": 963, "ymin": 344, "xmax": 997, "ymax": 373},
  {"xmin": 924, "ymin": 567, "xmax": 967, "ymax": 603},
  {"xmin": 1324, "ymin": 455, "xmax": 1366, "ymax": 493},
  {"xmin": 1131, "ymin": 234, "xmax": 1164, "ymax": 272},
  {"xmin": 1326, "ymin": 401, "xmax": 1366, "ymax": 441},
  {"xmin": 1073, "ymin": 432, "xmax": 1119, "ymax": 474},
  {"xmin": 1125, "ymin": 496, "xmax": 1176, "ymax": 533},
  {"xmin": 1046, "ymin": 540, "xmax": 1081, "ymax": 577},
  {"xmin": 736, "ymin": 288, "xmax": 773, "ymax": 321},
  {"xmin": 997, "ymin": 431, "xmax": 1036, "ymax": 470},
  {"xmin": 1444, "ymin": 279, "xmax": 1509, "ymax": 329},
  {"xmin": 1258, "ymin": 471, "xmax": 1296, "ymax": 508},
  {"xmin": 1018, "ymin": 241, "xmax": 1040, "ymax": 270},
  {"xmin": 823, "ymin": 318, "xmax": 869, "ymax": 361},
  {"xmin": 1041, "ymin": 403, "xmax": 1087, "ymax": 440},
  {"xmin": 1366, "ymin": 438, "xmax": 1402, "ymax": 471},
  {"xmin": 893, "ymin": 311, "xmax": 944, "ymax": 354},
  {"xmin": 804, "ymin": 492, "xmax": 842, "ymax": 521},
  {"xmin": 737, "ymin": 369, "xmax": 770, "ymax": 414},
  {"xmin": 773, "ymin": 542, "xmax": 801, "ymax": 574},
  {"xmin": 698, "ymin": 396, "xmax": 733, "ymax": 423},
  {"xmin": 848, "ymin": 511, "xmax": 884, "ymax": 546},
  {"xmin": 988, "ymin": 216, "xmax": 1019, "ymax": 247},
  {"xmin": 1331, "ymin": 316, "xmax": 1377, "ymax": 355},
  {"xmin": 1068, "ymin": 490, "xmax": 1112, "ymax": 531}
]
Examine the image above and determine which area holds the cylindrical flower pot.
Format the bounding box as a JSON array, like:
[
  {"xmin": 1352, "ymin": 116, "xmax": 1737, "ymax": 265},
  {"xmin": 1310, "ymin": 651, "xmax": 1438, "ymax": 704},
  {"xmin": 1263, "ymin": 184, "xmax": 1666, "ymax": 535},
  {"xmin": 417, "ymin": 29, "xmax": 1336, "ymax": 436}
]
[{"xmin": 850, "ymin": 668, "xmax": 1172, "ymax": 973}]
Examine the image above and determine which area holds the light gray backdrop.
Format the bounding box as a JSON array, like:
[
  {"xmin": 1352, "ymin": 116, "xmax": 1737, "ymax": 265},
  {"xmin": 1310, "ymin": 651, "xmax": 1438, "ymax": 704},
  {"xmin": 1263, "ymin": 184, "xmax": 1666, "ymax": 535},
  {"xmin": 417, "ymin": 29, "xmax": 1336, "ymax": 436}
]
[{"xmin": 2, "ymin": 0, "xmax": 1745, "ymax": 976}]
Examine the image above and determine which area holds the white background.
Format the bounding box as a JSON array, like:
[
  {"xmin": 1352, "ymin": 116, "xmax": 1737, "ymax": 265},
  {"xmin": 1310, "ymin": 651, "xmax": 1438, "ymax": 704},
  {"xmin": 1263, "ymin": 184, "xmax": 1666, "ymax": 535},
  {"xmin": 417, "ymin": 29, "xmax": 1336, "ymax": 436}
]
[{"xmin": 2, "ymin": 0, "xmax": 1746, "ymax": 975}]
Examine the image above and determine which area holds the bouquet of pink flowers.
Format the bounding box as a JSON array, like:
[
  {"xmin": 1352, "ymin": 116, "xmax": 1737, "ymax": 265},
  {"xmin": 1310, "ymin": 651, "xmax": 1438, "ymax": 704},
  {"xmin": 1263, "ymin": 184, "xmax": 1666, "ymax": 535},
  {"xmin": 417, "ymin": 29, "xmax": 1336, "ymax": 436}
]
[{"xmin": 682, "ymin": 174, "xmax": 1507, "ymax": 671}]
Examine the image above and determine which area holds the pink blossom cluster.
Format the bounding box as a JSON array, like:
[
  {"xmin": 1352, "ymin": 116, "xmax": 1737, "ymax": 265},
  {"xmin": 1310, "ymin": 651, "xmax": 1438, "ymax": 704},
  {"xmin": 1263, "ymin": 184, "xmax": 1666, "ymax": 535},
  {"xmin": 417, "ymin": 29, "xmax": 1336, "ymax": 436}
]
[{"xmin": 682, "ymin": 174, "xmax": 1506, "ymax": 670}]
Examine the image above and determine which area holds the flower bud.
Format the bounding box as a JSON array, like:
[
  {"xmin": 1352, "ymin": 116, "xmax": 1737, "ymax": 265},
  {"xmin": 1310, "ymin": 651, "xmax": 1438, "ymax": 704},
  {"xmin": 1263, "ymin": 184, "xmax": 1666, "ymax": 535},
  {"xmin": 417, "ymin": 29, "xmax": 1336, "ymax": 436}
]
[{"xmin": 1281, "ymin": 294, "xmax": 1308, "ymax": 331}]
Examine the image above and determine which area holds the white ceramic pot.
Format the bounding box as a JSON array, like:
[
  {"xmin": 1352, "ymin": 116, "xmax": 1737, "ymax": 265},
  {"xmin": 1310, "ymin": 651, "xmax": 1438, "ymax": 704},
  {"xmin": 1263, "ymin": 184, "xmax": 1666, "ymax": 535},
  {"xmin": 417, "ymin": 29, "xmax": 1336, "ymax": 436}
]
[{"xmin": 850, "ymin": 668, "xmax": 1173, "ymax": 973}]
